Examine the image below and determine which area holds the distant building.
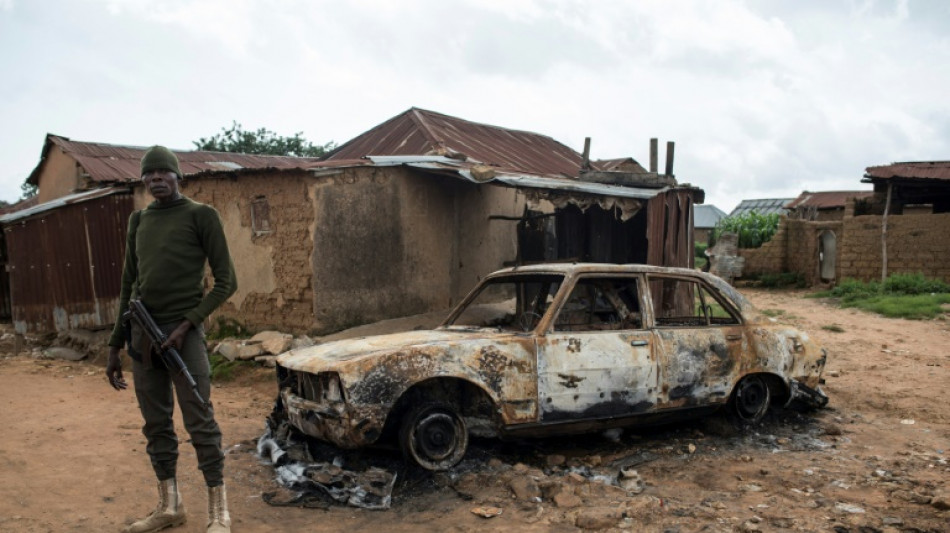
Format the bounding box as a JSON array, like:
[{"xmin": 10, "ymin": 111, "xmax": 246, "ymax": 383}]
[
  {"xmin": 729, "ymin": 198, "xmax": 793, "ymax": 217},
  {"xmin": 785, "ymin": 190, "xmax": 873, "ymax": 221},
  {"xmin": 693, "ymin": 204, "xmax": 726, "ymax": 243}
]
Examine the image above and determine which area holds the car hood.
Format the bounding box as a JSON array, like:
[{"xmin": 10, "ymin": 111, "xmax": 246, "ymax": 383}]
[{"xmin": 276, "ymin": 328, "xmax": 514, "ymax": 372}]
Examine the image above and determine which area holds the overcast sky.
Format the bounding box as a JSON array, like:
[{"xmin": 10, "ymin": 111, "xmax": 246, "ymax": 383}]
[{"xmin": 2, "ymin": 0, "xmax": 948, "ymax": 212}]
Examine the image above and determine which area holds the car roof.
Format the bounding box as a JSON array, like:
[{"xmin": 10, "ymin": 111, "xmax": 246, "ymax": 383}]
[
  {"xmin": 487, "ymin": 262, "xmax": 755, "ymax": 314},
  {"xmin": 493, "ymin": 262, "xmax": 702, "ymax": 277}
]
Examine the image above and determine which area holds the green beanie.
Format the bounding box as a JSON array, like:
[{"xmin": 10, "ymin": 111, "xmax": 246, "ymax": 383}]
[{"xmin": 141, "ymin": 145, "xmax": 182, "ymax": 179}]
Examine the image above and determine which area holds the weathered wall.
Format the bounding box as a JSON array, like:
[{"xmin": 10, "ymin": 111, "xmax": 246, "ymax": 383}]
[
  {"xmin": 738, "ymin": 218, "xmax": 789, "ymax": 276},
  {"xmin": 36, "ymin": 148, "xmax": 81, "ymax": 203},
  {"xmin": 739, "ymin": 217, "xmax": 841, "ymax": 285},
  {"xmin": 181, "ymin": 171, "xmax": 317, "ymax": 333},
  {"xmin": 310, "ymin": 167, "xmax": 458, "ymax": 333},
  {"xmin": 839, "ymin": 213, "xmax": 950, "ymax": 283},
  {"xmin": 456, "ymin": 183, "xmax": 524, "ymax": 301}
]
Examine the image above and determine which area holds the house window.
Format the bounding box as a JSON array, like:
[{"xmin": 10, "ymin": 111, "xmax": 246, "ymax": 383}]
[{"xmin": 251, "ymin": 196, "xmax": 272, "ymax": 235}]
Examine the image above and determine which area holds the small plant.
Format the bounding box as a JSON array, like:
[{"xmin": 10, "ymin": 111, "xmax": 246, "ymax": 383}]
[
  {"xmin": 712, "ymin": 211, "xmax": 781, "ymax": 249},
  {"xmin": 821, "ymin": 324, "xmax": 845, "ymax": 333},
  {"xmin": 209, "ymin": 353, "xmax": 254, "ymax": 382},
  {"xmin": 207, "ymin": 316, "xmax": 252, "ymax": 340}
]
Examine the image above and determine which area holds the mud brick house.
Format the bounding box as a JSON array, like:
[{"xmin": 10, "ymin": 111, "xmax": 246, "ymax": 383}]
[
  {"xmin": 785, "ymin": 190, "xmax": 874, "ymax": 221},
  {"xmin": 738, "ymin": 162, "xmax": 950, "ymax": 286},
  {"xmin": 3, "ymin": 108, "xmax": 703, "ymax": 334}
]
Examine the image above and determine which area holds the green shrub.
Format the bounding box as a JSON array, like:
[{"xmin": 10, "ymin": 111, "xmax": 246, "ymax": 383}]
[
  {"xmin": 713, "ymin": 211, "xmax": 781, "ymax": 249},
  {"xmin": 209, "ymin": 353, "xmax": 254, "ymax": 382},
  {"xmin": 207, "ymin": 316, "xmax": 252, "ymax": 340}
]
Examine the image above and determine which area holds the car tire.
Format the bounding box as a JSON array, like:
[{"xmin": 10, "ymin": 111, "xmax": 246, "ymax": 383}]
[
  {"xmin": 729, "ymin": 374, "xmax": 771, "ymax": 425},
  {"xmin": 399, "ymin": 401, "xmax": 469, "ymax": 471}
]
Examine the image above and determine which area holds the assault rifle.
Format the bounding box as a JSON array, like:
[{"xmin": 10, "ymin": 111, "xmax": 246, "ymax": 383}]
[{"xmin": 123, "ymin": 299, "xmax": 209, "ymax": 410}]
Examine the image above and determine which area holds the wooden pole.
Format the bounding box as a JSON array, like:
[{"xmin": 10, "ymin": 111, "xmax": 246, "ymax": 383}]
[
  {"xmin": 881, "ymin": 182, "xmax": 893, "ymax": 285},
  {"xmin": 650, "ymin": 138, "xmax": 658, "ymax": 173},
  {"xmin": 581, "ymin": 137, "xmax": 591, "ymax": 171}
]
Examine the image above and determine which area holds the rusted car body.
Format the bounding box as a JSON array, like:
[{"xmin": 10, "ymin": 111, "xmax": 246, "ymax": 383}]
[{"xmin": 275, "ymin": 263, "xmax": 828, "ymax": 470}]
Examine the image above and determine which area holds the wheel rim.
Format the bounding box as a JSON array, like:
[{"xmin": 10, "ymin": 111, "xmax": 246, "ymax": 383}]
[
  {"xmin": 735, "ymin": 376, "xmax": 769, "ymax": 421},
  {"xmin": 414, "ymin": 412, "xmax": 461, "ymax": 462}
]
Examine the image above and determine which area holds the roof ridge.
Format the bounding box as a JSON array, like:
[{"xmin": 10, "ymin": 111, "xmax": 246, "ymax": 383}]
[{"xmin": 408, "ymin": 108, "xmax": 442, "ymax": 147}]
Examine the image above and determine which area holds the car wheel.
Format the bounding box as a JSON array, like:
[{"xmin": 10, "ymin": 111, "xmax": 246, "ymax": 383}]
[
  {"xmin": 399, "ymin": 401, "xmax": 469, "ymax": 471},
  {"xmin": 730, "ymin": 375, "xmax": 771, "ymax": 424}
]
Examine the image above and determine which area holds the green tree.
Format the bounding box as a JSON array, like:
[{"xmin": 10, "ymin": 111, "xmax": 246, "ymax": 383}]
[
  {"xmin": 20, "ymin": 181, "xmax": 37, "ymax": 200},
  {"xmin": 194, "ymin": 121, "xmax": 335, "ymax": 157}
]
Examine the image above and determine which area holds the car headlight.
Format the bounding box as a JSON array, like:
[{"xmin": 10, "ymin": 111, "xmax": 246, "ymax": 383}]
[
  {"xmin": 297, "ymin": 371, "xmax": 345, "ymax": 403},
  {"xmin": 324, "ymin": 373, "xmax": 342, "ymax": 402}
]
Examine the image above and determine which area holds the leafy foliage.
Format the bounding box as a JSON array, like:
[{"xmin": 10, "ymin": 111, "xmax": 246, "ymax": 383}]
[
  {"xmin": 811, "ymin": 273, "xmax": 950, "ymax": 319},
  {"xmin": 194, "ymin": 121, "xmax": 335, "ymax": 157},
  {"xmin": 20, "ymin": 181, "xmax": 38, "ymax": 200},
  {"xmin": 713, "ymin": 211, "xmax": 781, "ymax": 249},
  {"xmin": 209, "ymin": 353, "xmax": 255, "ymax": 382}
]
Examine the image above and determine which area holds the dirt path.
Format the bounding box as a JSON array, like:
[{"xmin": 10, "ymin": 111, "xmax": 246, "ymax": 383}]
[{"xmin": 0, "ymin": 289, "xmax": 947, "ymax": 532}]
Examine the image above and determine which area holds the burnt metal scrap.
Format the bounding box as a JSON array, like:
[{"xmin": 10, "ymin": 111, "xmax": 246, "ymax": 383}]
[{"xmin": 257, "ymin": 421, "xmax": 396, "ymax": 510}]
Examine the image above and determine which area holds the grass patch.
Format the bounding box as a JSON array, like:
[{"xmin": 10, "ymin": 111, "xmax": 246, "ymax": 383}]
[
  {"xmin": 811, "ymin": 273, "xmax": 950, "ymax": 320},
  {"xmin": 209, "ymin": 353, "xmax": 255, "ymax": 382},
  {"xmin": 761, "ymin": 308, "xmax": 786, "ymax": 317},
  {"xmin": 821, "ymin": 324, "xmax": 845, "ymax": 333}
]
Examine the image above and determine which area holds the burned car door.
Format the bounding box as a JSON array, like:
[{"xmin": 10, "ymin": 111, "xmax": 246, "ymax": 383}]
[
  {"xmin": 648, "ymin": 275, "xmax": 745, "ymax": 409},
  {"xmin": 537, "ymin": 275, "xmax": 657, "ymax": 422}
]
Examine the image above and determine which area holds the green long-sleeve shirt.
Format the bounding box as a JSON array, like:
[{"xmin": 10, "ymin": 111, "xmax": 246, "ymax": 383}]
[{"xmin": 108, "ymin": 197, "xmax": 237, "ymax": 347}]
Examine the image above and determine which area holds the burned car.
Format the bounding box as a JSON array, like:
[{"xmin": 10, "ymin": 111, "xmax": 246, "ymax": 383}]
[{"xmin": 275, "ymin": 264, "xmax": 828, "ymax": 470}]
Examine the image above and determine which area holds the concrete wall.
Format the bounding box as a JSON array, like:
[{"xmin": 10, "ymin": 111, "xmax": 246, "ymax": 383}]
[{"xmin": 839, "ymin": 213, "xmax": 950, "ymax": 283}]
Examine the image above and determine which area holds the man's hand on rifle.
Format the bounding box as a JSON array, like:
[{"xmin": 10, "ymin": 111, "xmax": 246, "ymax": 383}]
[
  {"xmin": 162, "ymin": 320, "xmax": 193, "ymax": 351},
  {"xmin": 106, "ymin": 346, "xmax": 128, "ymax": 390}
]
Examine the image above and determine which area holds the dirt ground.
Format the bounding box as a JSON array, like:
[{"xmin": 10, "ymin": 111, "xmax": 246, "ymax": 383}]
[{"xmin": 0, "ymin": 289, "xmax": 948, "ymax": 533}]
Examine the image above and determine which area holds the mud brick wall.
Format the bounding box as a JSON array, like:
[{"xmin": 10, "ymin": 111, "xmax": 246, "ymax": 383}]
[
  {"xmin": 181, "ymin": 171, "xmax": 318, "ymax": 333},
  {"xmin": 737, "ymin": 218, "xmax": 789, "ymax": 276},
  {"xmin": 839, "ymin": 213, "xmax": 950, "ymax": 283}
]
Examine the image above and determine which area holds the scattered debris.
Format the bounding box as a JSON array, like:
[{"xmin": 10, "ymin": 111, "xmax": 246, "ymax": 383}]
[
  {"xmin": 470, "ymin": 506, "xmax": 502, "ymax": 518},
  {"xmin": 257, "ymin": 423, "xmax": 396, "ymax": 510}
]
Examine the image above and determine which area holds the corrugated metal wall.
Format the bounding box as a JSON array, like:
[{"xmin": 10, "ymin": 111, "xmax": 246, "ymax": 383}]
[{"xmin": 4, "ymin": 193, "xmax": 133, "ymax": 333}]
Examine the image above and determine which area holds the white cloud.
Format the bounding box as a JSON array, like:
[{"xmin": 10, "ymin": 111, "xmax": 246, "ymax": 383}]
[{"xmin": 1, "ymin": 0, "xmax": 948, "ymax": 213}]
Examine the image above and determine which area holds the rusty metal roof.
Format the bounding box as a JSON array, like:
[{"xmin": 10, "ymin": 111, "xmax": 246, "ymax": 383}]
[
  {"xmin": 785, "ymin": 190, "xmax": 874, "ymax": 210},
  {"xmin": 864, "ymin": 161, "xmax": 950, "ymax": 181},
  {"xmin": 27, "ymin": 134, "xmax": 328, "ymax": 185},
  {"xmin": 324, "ymin": 108, "xmax": 593, "ymax": 177}
]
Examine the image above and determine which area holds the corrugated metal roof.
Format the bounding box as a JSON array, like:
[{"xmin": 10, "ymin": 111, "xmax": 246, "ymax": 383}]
[
  {"xmin": 785, "ymin": 190, "xmax": 873, "ymax": 210},
  {"xmin": 365, "ymin": 156, "xmax": 673, "ymax": 200},
  {"xmin": 27, "ymin": 134, "xmax": 327, "ymax": 185},
  {"xmin": 694, "ymin": 204, "xmax": 726, "ymax": 228},
  {"xmin": 729, "ymin": 198, "xmax": 793, "ymax": 217},
  {"xmin": 0, "ymin": 196, "xmax": 39, "ymax": 216},
  {"xmin": 864, "ymin": 161, "xmax": 950, "ymax": 181},
  {"xmin": 0, "ymin": 187, "xmax": 129, "ymax": 224},
  {"xmin": 324, "ymin": 108, "xmax": 592, "ymax": 177}
]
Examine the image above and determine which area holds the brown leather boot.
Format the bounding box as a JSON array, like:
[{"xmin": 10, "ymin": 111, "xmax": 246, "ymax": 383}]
[
  {"xmin": 123, "ymin": 478, "xmax": 187, "ymax": 533},
  {"xmin": 206, "ymin": 483, "xmax": 231, "ymax": 533}
]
